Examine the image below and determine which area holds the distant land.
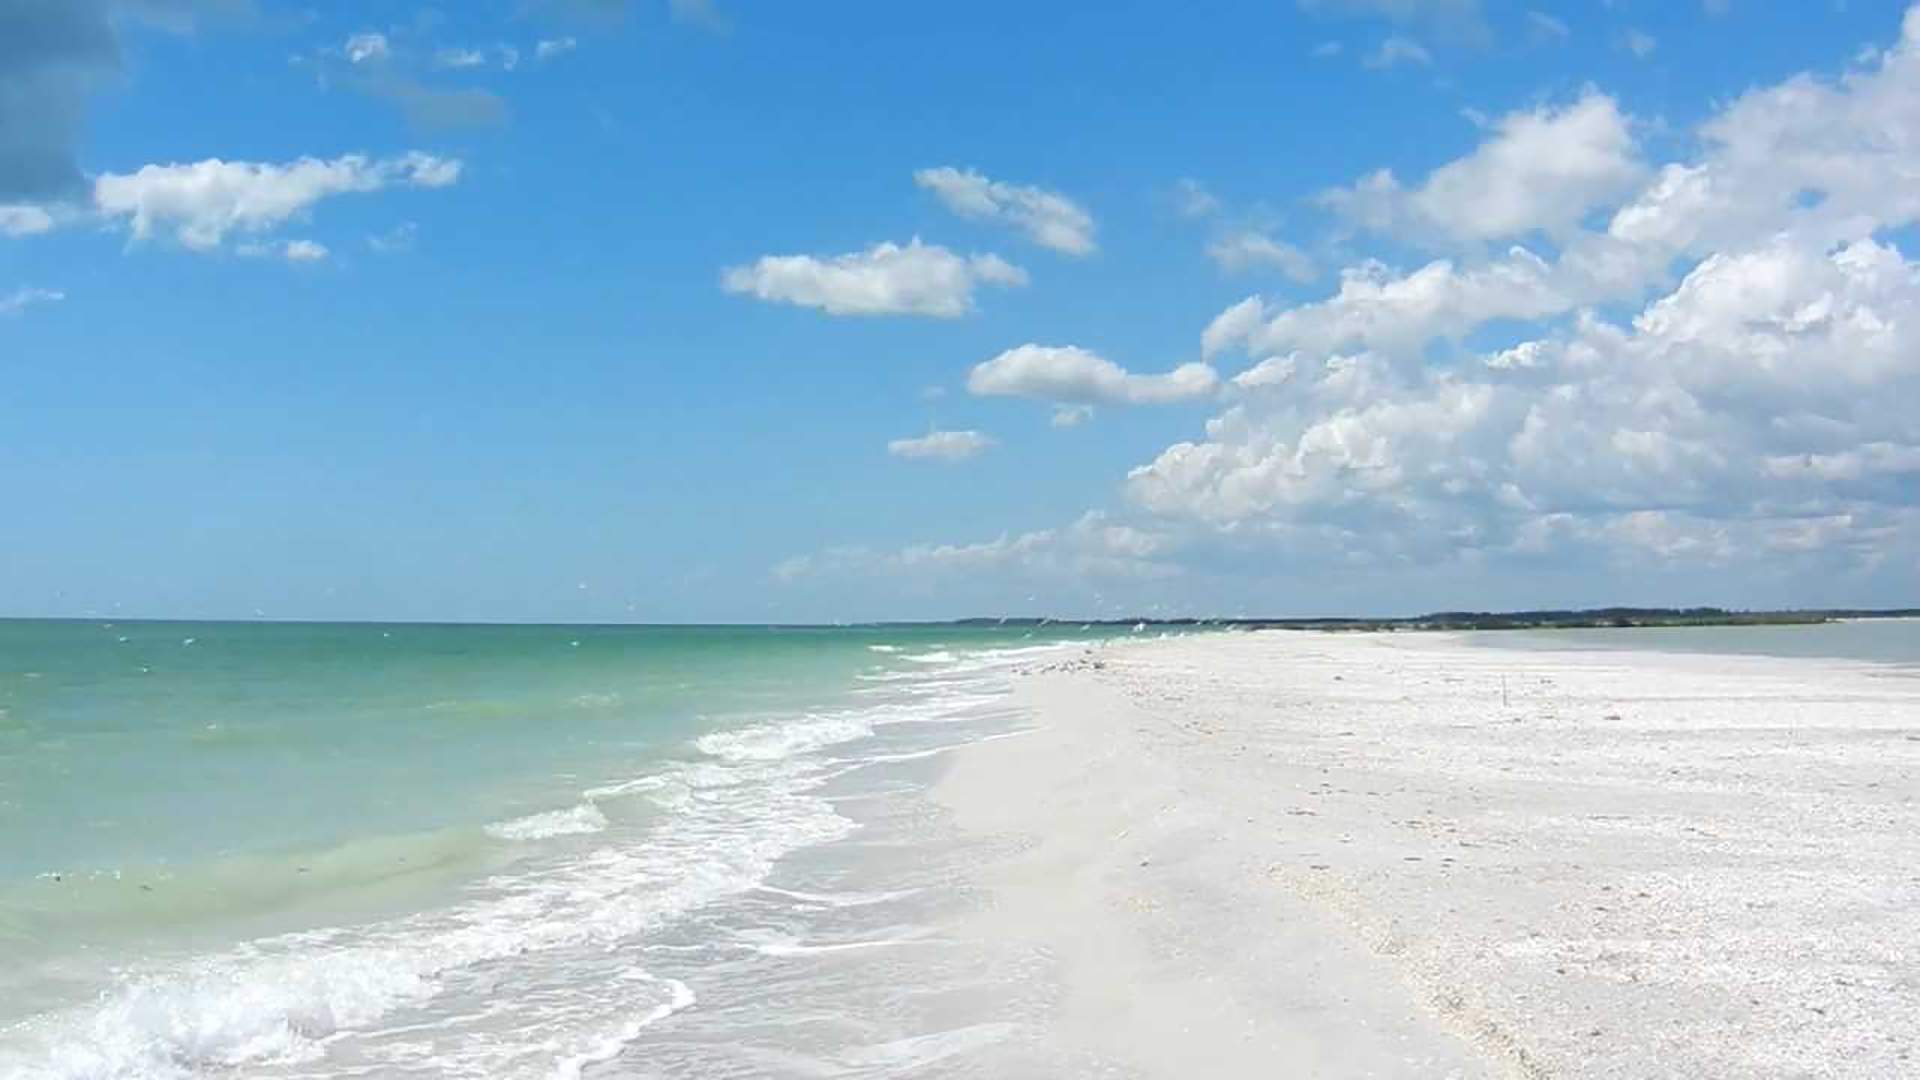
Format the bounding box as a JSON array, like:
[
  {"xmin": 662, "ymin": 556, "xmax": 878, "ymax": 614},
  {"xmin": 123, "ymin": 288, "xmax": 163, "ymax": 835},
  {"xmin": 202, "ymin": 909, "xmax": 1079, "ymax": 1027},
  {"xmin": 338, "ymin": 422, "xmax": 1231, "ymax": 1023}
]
[
  {"xmin": 939, "ymin": 608, "xmax": 1920, "ymax": 633},
  {"xmin": 6, "ymin": 609, "xmax": 1918, "ymax": 631}
]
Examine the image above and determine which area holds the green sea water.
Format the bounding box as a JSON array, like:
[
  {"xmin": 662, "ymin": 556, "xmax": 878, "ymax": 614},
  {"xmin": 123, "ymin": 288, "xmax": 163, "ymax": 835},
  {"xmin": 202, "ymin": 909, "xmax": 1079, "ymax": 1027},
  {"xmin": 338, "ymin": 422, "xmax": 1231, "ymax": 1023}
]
[
  {"xmin": 0, "ymin": 618, "xmax": 1123, "ymax": 1077},
  {"xmin": 2, "ymin": 621, "xmax": 879, "ymax": 884}
]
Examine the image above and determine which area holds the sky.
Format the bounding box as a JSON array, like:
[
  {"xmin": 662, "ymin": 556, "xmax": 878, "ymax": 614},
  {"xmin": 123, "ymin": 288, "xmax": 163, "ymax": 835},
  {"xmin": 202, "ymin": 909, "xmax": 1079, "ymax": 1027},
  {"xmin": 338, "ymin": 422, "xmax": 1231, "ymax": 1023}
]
[{"xmin": 3, "ymin": 0, "xmax": 1919, "ymax": 623}]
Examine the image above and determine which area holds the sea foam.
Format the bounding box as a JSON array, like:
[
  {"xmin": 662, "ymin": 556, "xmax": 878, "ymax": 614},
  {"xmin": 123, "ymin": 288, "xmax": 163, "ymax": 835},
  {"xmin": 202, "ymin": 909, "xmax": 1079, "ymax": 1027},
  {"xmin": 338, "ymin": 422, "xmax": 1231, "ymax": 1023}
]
[
  {"xmin": 484, "ymin": 803, "xmax": 610, "ymax": 841},
  {"xmin": 3, "ymin": 707, "xmax": 863, "ymax": 1078}
]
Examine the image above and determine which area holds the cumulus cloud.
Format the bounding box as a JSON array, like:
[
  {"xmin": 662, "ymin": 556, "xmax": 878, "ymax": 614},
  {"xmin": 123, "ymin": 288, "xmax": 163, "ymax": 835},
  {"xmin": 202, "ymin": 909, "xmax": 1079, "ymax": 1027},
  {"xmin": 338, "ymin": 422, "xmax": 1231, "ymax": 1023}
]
[
  {"xmin": 1204, "ymin": 250, "xmax": 1570, "ymax": 361},
  {"xmin": 721, "ymin": 239, "xmax": 1026, "ymax": 317},
  {"xmin": 887, "ymin": 430, "xmax": 996, "ymax": 462},
  {"xmin": 1115, "ymin": 4, "xmax": 1920, "ymax": 585},
  {"xmin": 1321, "ymin": 92, "xmax": 1643, "ymax": 246},
  {"xmin": 914, "ymin": 167, "xmax": 1096, "ymax": 256},
  {"xmin": 968, "ymin": 345, "xmax": 1218, "ymax": 406},
  {"xmin": 767, "ymin": 4, "xmax": 1920, "ymax": 608},
  {"xmin": 0, "ymin": 286, "xmax": 64, "ymax": 316},
  {"xmin": 93, "ymin": 152, "xmax": 460, "ymax": 250}
]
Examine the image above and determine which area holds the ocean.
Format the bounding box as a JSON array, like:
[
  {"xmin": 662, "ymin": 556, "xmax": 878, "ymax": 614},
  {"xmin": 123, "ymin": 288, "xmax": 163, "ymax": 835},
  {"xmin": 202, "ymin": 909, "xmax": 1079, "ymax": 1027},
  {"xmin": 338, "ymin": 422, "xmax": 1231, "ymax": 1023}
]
[
  {"xmin": 1461, "ymin": 617, "xmax": 1920, "ymax": 666},
  {"xmin": 0, "ymin": 620, "xmax": 1123, "ymax": 1078}
]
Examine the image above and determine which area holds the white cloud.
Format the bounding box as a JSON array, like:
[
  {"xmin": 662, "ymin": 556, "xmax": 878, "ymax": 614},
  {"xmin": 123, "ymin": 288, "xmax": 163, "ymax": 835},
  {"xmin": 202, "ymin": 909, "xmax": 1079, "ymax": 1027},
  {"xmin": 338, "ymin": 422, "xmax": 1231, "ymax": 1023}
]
[
  {"xmin": 284, "ymin": 239, "xmax": 329, "ymax": 262},
  {"xmin": 1206, "ymin": 230, "xmax": 1316, "ymax": 280},
  {"xmin": 0, "ymin": 287, "xmax": 64, "ymax": 316},
  {"xmin": 1215, "ymin": 250, "xmax": 1570, "ymax": 360},
  {"xmin": 721, "ymin": 239, "xmax": 1026, "ymax": 317},
  {"xmin": 775, "ymin": 511, "xmax": 1176, "ymax": 586},
  {"xmin": 536, "ymin": 37, "xmax": 578, "ymax": 61},
  {"xmin": 968, "ymin": 344, "xmax": 1218, "ymax": 406},
  {"xmin": 1201, "ymin": 296, "xmax": 1270, "ymax": 359},
  {"xmin": 1765, "ymin": 443, "xmax": 1920, "ymax": 483},
  {"xmin": 1312, "ymin": 40, "xmax": 1344, "ymax": 58},
  {"xmin": 92, "ymin": 152, "xmax": 461, "ymax": 251},
  {"xmin": 887, "ymin": 430, "xmax": 996, "ymax": 462},
  {"xmin": 1121, "ymin": 6, "xmax": 1920, "ymax": 579},
  {"xmin": 238, "ymin": 238, "xmax": 330, "ymax": 263},
  {"xmin": 1622, "ymin": 28, "xmax": 1657, "ymax": 58},
  {"xmin": 1321, "ymin": 92, "xmax": 1643, "ymax": 246},
  {"xmin": 1362, "ymin": 36, "xmax": 1432, "ymax": 68},
  {"xmin": 398, "ymin": 154, "xmax": 461, "ymax": 187},
  {"xmin": 1135, "ymin": 234, "xmax": 1920, "ymax": 569},
  {"xmin": 914, "ymin": 167, "xmax": 1096, "ymax": 256},
  {"xmin": 1230, "ymin": 354, "xmax": 1299, "ymax": 391},
  {"xmin": 345, "ymin": 32, "xmax": 390, "ymax": 65},
  {"xmin": 765, "ymin": 5, "xmax": 1920, "ymax": 607},
  {"xmin": 1052, "ymin": 405, "xmax": 1094, "ymax": 427},
  {"xmin": 0, "ymin": 205, "xmax": 56, "ymax": 236}
]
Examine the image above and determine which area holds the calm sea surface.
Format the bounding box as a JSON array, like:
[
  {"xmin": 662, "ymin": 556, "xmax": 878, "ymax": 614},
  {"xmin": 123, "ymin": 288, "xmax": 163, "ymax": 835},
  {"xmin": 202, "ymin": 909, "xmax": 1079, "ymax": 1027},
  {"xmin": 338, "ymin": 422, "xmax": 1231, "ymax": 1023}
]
[{"xmin": 1462, "ymin": 617, "xmax": 1920, "ymax": 666}]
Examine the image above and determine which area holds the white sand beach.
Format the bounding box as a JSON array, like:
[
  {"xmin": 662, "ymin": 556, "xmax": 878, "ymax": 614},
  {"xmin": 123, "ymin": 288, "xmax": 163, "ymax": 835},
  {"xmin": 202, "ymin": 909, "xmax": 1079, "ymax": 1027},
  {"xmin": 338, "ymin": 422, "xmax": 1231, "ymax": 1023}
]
[{"xmin": 937, "ymin": 631, "xmax": 1920, "ymax": 1078}]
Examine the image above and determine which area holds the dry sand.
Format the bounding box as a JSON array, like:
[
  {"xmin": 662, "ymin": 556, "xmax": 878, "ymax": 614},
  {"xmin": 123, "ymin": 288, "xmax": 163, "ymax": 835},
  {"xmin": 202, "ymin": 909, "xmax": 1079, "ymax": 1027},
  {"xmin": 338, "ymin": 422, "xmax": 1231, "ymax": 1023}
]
[{"xmin": 935, "ymin": 630, "xmax": 1920, "ymax": 1078}]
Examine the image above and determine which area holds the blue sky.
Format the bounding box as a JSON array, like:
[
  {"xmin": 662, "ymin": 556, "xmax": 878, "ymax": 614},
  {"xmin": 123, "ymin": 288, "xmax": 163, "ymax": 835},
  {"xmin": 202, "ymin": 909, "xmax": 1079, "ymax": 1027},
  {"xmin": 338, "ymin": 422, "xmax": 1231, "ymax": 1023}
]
[{"xmin": 4, "ymin": 0, "xmax": 1919, "ymax": 622}]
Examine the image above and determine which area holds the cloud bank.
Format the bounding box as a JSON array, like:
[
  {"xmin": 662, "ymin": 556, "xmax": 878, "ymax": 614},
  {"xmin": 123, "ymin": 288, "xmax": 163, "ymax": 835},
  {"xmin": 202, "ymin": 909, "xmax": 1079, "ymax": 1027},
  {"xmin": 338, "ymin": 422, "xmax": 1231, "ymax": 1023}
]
[
  {"xmin": 787, "ymin": 5, "xmax": 1920, "ymax": 607},
  {"xmin": 1130, "ymin": 10, "xmax": 1920, "ymax": 581}
]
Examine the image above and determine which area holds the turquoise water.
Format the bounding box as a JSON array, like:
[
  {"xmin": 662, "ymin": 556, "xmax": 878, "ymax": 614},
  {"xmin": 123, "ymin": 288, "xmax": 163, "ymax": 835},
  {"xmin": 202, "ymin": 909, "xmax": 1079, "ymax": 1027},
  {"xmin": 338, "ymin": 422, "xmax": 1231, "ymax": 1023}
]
[
  {"xmin": 0, "ymin": 619, "xmax": 1121, "ymax": 1077},
  {"xmin": 1462, "ymin": 618, "xmax": 1920, "ymax": 666},
  {"xmin": 2, "ymin": 621, "xmax": 903, "ymax": 883}
]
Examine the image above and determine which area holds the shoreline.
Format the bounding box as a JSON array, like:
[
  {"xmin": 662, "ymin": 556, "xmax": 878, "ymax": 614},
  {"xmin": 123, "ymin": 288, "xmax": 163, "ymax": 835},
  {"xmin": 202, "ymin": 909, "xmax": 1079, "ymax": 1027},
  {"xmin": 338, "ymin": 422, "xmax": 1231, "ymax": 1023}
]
[{"xmin": 933, "ymin": 630, "xmax": 1920, "ymax": 1077}]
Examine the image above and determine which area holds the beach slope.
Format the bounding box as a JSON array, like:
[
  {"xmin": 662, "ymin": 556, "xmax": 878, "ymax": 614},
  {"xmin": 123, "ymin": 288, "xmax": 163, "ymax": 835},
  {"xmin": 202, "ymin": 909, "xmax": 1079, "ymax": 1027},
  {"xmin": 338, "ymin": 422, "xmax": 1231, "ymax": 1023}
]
[{"xmin": 937, "ymin": 630, "xmax": 1920, "ymax": 1078}]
